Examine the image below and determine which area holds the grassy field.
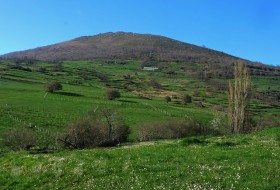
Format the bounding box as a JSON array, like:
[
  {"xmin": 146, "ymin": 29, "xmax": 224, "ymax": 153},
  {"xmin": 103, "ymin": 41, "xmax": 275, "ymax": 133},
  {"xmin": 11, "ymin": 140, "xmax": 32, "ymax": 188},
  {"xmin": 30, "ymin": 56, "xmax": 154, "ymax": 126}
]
[
  {"xmin": 0, "ymin": 59, "xmax": 280, "ymax": 189},
  {"xmin": 0, "ymin": 60, "xmax": 215, "ymax": 134},
  {"xmin": 0, "ymin": 60, "xmax": 279, "ymax": 133},
  {"xmin": 0, "ymin": 127, "xmax": 280, "ymax": 189}
]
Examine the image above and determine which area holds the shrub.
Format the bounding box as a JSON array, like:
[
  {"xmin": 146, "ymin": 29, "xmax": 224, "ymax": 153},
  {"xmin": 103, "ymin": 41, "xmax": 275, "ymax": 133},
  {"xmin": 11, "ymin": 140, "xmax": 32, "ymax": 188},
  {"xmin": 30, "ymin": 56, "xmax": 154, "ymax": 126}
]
[
  {"xmin": 147, "ymin": 79, "xmax": 161, "ymax": 89},
  {"xmin": 134, "ymin": 119, "xmax": 215, "ymax": 141},
  {"xmin": 104, "ymin": 89, "xmax": 121, "ymax": 100},
  {"xmin": 60, "ymin": 107, "xmax": 129, "ymax": 149},
  {"xmin": 60, "ymin": 118, "xmax": 107, "ymax": 149},
  {"xmin": 210, "ymin": 112, "xmax": 228, "ymax": 134},
  {"xmin": 44, "ymin": 81, "xmax": 62, "ymax": 93},
  {"xmin": 3, "ymin": 127, "xmax": 36, "ymax": 150},
  {"xmin": 135, "ymin": 122, "xmax": 173, "ymax": 141},
  {"xmin": 255, "ymin": 115, "xmax": 280, "ymax": 130},
  {"xmin": 182, "ymin": 94, "xmax": 192, "ymax": 104},
  {"xmin": 165, "ymin": 96, "xmax": 171, "ymax": 103}
]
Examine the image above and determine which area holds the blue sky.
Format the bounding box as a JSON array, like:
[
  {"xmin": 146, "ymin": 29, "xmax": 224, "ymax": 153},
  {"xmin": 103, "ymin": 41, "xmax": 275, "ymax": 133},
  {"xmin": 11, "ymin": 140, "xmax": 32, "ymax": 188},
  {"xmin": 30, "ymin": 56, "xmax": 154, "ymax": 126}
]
[{"xmin": 1, "ymin": 0, "xmax": 280, "ymax": 65}]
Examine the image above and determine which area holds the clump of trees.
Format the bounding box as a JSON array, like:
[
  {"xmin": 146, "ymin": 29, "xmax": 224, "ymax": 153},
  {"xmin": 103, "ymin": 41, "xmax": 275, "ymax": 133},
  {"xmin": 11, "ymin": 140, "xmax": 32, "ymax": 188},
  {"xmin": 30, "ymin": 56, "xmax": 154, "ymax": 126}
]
[
  {"xmin": 228, "ymin": 61, "xmax": 251, "ymax": 133},
  {"xmin": 104, "ymin": 89, "xmax": 121, "ymax": 100},
  {"xmin": 59, "ymin": 106, "xmax": 129, "ymax": 149},
  {"xmin": 44, "ymin": 81, "xmax": 63, "ymax": 93}
]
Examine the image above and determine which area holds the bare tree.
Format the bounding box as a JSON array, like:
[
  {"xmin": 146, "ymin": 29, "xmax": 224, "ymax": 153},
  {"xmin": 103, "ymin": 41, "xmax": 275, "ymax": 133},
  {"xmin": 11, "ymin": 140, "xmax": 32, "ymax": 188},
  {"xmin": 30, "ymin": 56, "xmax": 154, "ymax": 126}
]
[
  {"xmin": 97, "ymin": 106, "xmax": 128, "ymax": 145},
  {"xmin": 60, "ymin": 106, "xmax": 128, "ymax": 149},
  {"xmin": 228, "ymin": 61, "xmax": 251, "ymax": 133}
]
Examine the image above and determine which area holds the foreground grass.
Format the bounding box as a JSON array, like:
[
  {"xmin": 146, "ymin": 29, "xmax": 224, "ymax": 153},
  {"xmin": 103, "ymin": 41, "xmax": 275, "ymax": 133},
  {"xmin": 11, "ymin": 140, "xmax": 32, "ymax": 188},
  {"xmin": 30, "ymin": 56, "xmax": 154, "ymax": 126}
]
[{"xmin": 1, "ymin": 128, "xmax": 280, "ymax": 189}]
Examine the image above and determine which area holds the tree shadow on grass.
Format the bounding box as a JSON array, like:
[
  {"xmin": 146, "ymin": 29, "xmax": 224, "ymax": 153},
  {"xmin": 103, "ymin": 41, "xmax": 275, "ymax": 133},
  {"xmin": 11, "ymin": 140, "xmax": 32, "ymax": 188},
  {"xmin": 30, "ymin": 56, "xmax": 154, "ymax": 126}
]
[
  {"xmin": 55, "ymin": 91, "xmax": 83, "ymax": 97},
  {"xmin": 118, "ymin": 100, "xmax": 138, "ymax": 103}
]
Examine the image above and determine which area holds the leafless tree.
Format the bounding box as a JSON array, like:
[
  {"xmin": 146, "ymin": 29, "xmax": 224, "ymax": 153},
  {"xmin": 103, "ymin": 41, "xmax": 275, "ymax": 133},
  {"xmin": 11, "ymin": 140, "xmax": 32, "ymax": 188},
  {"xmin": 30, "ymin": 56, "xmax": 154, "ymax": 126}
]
[{"xmin": 228, "ymin": 61, "xmax": 251, "ymax": 133}]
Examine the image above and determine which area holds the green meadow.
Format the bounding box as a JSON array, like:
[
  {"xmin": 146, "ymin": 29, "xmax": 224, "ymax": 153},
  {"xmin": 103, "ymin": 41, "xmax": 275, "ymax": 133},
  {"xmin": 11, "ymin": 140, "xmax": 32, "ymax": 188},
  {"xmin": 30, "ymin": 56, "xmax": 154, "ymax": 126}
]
[
  {"xmin": 0, "ymin": 59, "xmax": 279, "ymax": 189},
  {"xmin": 1, "ymin": 128, "xmax": 280, "ymax": 189}
]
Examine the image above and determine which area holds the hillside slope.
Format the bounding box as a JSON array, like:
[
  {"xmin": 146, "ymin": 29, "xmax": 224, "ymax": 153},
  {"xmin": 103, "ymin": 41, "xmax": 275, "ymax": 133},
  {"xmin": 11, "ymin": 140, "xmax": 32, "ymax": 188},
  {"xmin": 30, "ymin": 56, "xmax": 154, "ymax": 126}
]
[
  {"xmin": 0, "ymin": 32, "xmax": 243, "ymax": 62},
  {"xmin": 1, "ymin": 32, "xmax": 280, "ymax": 76}
]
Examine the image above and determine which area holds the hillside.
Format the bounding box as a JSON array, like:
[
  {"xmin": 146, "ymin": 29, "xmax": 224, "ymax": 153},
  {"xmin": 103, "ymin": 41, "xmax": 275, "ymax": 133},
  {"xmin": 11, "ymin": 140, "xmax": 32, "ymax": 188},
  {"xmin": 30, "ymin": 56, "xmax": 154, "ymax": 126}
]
[
  {"xmin": 1, "ymin": 32, "xmax": 235, "ymax": 61},
  {"xmin": 0, "ymin": 59, "xmax": 279, "ymax": 133},
  {"xmin": 2, "ymin": 32, "xmax": 280, "ymax": 77}
]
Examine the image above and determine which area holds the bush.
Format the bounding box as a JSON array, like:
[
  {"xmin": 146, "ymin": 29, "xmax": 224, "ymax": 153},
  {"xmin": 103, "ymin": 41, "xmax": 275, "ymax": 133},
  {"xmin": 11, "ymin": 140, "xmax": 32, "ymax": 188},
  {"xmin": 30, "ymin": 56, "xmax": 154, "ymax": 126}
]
[
  {"xmin": 3, "ymin": 127, "xmax": 36, "ymax": 150},
  {"xmin": 147, "ymin": 79, "xmax": 161, "ymax": 89},
  {"xmin": 60, "ymin": 118, "xmax": 107, "ymax": 149},
  {"xmin": 165, "ymin": 96, "xmax": 171, "ymax": 103},
  {"xmin": 60, "ymin": 107, "xmax": 128, "ymax": 149},
  {"xmin": 255, "ymin": 115, "xmax": 280, "ymax": 130},
  {"xmin": 134, "ymin": 119, "xmax": 215, "ymax": 141},
  {"xmin": 135, "ymin": 122, "xmax": 173, "ymax": 141},
  {"xmin": 104, "ymin": 89, "xmax": 121, "ymax": 100},
  {"xmin": 210, "ymin": 112, "xmax": 228, "ymax": 134},
  {"xmin": 182, "ymin": 94, "xmax": 192, "ymax": 104},
  {"xmin": 44, "ymin": 81, "xmax": 62, "ymax": 93}
]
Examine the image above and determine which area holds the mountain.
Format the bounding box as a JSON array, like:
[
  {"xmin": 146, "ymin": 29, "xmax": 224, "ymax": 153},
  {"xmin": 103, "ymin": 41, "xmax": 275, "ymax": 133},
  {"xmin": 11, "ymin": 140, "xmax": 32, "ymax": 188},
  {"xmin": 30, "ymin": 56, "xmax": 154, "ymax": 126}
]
[
  {"xmin": 0, "ymin": 32, "xmax": 242, "ymax": 62},
  {"xmin": 1, "ymin": 32, "xmax": 279, "ymax": 76}
]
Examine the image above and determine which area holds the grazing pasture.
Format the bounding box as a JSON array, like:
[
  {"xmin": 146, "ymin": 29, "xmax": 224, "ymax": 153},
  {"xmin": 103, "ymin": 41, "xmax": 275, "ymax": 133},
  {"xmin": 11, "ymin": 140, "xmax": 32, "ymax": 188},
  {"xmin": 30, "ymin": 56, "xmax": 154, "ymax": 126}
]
[{"xmin": 0, "ymin": 59, "xmax": 279, "ymax": 189}]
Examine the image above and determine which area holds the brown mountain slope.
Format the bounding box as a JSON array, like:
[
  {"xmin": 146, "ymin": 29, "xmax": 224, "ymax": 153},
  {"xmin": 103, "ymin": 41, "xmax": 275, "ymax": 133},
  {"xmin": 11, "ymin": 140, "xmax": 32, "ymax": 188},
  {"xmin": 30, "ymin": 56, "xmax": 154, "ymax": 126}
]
[
  {"xmin": 1, "ymin": 32, "xmax": 239, "ymax": 62},
  {"xmin": 1, "ymin": 32, "xmax": 280, "ymax": 76}
]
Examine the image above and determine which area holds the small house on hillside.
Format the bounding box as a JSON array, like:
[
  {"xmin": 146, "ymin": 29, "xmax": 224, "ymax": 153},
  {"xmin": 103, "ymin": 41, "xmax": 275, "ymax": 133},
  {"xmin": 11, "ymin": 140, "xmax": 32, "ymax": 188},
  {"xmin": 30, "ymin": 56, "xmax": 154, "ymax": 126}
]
[{"xmin": 142, "ymin": 67, "xmax": 159, "ymax": 71}]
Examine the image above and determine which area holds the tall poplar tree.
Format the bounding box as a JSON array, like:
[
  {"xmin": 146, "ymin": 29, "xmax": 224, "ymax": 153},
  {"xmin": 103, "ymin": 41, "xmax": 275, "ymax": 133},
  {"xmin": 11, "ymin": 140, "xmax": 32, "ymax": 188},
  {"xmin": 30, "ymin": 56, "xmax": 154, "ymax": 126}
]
[{"xmin": 228, "ymin": 61, "xmax": 251, "ymax": 133}]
